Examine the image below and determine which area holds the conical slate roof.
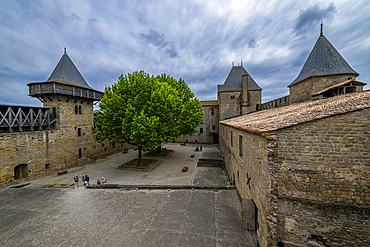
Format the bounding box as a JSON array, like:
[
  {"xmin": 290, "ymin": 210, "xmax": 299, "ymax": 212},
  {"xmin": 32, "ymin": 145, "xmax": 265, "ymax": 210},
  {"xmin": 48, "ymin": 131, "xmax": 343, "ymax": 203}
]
[
  {"xmin": 47, "ymin": 49, "xmax": 93, "ymax": 89},
  {"xmin": 289, "ymin": 35, "xmax": 359, "ymax": 87},
  {"xmin": 218, "ymin": 65, "xmax": 261, "ymax": 93}
]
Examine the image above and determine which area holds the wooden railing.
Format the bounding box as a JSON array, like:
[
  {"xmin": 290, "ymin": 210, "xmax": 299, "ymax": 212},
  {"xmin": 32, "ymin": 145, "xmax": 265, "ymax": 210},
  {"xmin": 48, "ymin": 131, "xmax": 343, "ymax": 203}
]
[{"xmin": 0, "ymin": 104, "xmax": 56, "ymax": 133}]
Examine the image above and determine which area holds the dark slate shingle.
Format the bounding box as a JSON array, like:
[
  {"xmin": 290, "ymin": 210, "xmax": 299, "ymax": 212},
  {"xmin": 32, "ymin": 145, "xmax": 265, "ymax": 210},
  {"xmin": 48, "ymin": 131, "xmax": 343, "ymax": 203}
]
[
  {"xmin": 289, "ymin": 35, "xmax": 359, "ymax": 87},
  {"xmin": 218, "ymin": 66, "xmax": 261, "ymax": 93},
  {"xmin": 47, "ymin": 50, "xmax": 93, "ymax": 89}
]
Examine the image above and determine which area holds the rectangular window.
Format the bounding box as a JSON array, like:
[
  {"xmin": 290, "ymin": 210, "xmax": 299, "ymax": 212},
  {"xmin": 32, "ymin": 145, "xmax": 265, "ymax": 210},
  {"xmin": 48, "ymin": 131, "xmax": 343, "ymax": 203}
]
[
  {"xmin": 78, "ymin": 148, "xmax": 82, "ymax": 158},
  {"xmin": 231, "ymin": 131, "xmax": 233, "ymax": 146},
  {"xmin": 239, "ymin": 135, "xmax": 243, "ymax": 158},
  {"xmin": 212, "ymin": 125, "xmax": 215, "ymax": 130},
  {"xmin": 78, "ymin": 128, "xmax": 81, "ymax": 137},
  {"xmin": 200, "ymin": 128, "xmax": 203, "ymax": 134},
  {"xmin": 231, "ymin": 96, "xmax": 235, "ymax": 99},
  {"xmin": 211, "ymin": 109, "xmax": 214, "ymax": 115},
  {"xmin": 52, "ymin": 107, "xmax": 56, "ymax": 119}
]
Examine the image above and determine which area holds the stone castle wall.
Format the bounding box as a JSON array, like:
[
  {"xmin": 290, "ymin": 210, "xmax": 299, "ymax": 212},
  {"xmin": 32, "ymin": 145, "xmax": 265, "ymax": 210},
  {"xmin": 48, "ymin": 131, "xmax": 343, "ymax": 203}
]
[
  {"xmin": 219, "ymin": 108, "xmax": 370, "ymax": 247},
  {"xmin": 0, "ymin": 94, "xmax": 133, "ymax": 186},
  {"xmin": 219, "ymin": 125, "xmax": 275, "ymax": 247},
  {"xmin": 289, "ymin": 74, "xmax": 357, "ymax": 103},
  {"xmin": 242, "ymin": 90, "xmax": 262, "ymax": 114},
  {"xmin": 218, "ymin": 91, "xmax": 241, "ymax": 121},
  {"xmin": 176, "ymin": 104, "xmax": 219, "ymax": 144}
]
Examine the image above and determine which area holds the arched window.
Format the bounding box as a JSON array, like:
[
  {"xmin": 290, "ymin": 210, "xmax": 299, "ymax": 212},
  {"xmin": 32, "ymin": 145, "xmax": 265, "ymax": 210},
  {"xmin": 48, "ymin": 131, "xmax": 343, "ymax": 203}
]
[
  {"xmin": 75, "ymin": 105, "xmax": 78, "ymax": 114},
  {"xmin": 211, "ymin": 109, "xmax": 214, "ymax": 115},
  {"xmin": 79, "ymin": 106, "xmax": 82, "ymax": 115}
]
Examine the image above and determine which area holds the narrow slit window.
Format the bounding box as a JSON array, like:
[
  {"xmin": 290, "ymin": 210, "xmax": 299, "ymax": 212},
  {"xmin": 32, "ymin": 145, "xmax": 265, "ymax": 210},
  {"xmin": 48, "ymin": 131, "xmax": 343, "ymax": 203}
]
[{"xmin": 239, "ymin": 135, "xmax": 243, "ymax": 158}]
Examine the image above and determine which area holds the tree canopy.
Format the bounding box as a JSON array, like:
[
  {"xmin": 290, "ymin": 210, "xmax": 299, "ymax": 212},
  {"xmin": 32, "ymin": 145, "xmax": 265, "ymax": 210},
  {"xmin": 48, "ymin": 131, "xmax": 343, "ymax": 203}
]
[{"xmin": 92, "ymin": 71, "xmax": 204, "ymax": 163}]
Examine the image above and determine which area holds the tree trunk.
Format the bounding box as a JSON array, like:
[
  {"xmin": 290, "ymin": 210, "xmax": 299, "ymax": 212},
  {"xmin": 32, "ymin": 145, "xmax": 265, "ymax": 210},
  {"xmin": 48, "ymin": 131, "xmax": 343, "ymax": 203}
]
[{"xmin": 138, "ymin": 149, "xmax": 142, "ymax": 164}]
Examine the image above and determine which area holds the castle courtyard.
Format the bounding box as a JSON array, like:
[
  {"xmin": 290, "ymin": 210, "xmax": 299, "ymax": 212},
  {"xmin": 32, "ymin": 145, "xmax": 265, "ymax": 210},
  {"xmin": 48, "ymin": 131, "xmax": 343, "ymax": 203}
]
[{"xmin": 0, "ymin": 143, "xmax": 257, "ymax": 246}]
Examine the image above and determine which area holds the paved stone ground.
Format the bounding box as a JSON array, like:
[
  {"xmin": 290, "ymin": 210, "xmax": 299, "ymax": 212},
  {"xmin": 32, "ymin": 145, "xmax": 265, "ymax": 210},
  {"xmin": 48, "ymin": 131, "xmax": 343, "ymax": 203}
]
[
  {"xmin": 25, "ymin": 143, "xmax": 209, "ymax": 188},
  {"xmin": 1, "ymin": 143, "xmax": 257, "ymax": 246},
  {"xmin": 0, "ymin": 188, "xmax": 256, "ymax": 246}
]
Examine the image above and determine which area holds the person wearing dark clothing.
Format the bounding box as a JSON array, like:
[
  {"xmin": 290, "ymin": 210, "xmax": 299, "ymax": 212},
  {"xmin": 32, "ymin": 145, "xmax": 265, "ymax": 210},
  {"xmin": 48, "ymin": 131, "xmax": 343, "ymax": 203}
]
[{"xmin": 73, "ymin": 174, "xmax": 79, "ymax": 189}]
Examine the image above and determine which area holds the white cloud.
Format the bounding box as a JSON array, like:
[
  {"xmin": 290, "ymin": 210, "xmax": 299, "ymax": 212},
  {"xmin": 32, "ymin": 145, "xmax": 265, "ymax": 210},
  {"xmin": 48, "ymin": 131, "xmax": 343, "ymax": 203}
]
[{"xmin": 0, "ymin": 0, "xmax": 369, "ymax": 108}]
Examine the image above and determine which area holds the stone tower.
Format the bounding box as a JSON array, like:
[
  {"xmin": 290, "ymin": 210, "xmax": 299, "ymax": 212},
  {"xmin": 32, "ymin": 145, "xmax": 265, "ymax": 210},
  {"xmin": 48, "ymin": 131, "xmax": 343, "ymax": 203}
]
[
  {"xmin": 217, "ymin": 64, "xmax": 262, "ymax": 121},
  {"xmin": 27, "ymin": 49, "xmax": 104, "ymax": 164},
  {"xmin": 28, "ymin": 48, "xmax": 103, "ymax": 129},
  {"xmin": 288, "ymin": 27, "xmax": 359, "ymax": 103}
]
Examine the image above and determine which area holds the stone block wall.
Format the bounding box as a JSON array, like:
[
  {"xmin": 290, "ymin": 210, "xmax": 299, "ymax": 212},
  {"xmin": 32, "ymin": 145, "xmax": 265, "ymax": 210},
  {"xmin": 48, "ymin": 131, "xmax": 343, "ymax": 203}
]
[
  {"xmin": 220, "ymin": 107, "xmax": 370, "ymax": 246},
  {"xmin": 275, "ymin": 108, "xmax": 370, "ymax": 204},
  {"xmin": 0, "ymin": 129, "xmax": 132, "ymax": 186},
  {"xmin": 0, "ymin": 94, "xmax": 133, "ymax": 186},
  {"xmin": 271, "ymin": 108, "xmax": 370, "ymax": 246},
  {"xmin": 242, "ymin": 90, "xmax": 262, "ymax": 114},
  {"xmin": 176, "ymin": 103, "xmax": 219, "ymax": 144},
  {"xmin": 219, "ymin": 124, "xmax": 277, "ymax": 247},
  {"xmin": 277, "ymin": 197, "xmax": 370, "ymax": 247},
  {"xmin": 218, "ymin": 91, "xmax": 241, "ymax": 121},
  {"xmin": 289, "ymin": 74, "xmax": 357, "ymax": 103}
]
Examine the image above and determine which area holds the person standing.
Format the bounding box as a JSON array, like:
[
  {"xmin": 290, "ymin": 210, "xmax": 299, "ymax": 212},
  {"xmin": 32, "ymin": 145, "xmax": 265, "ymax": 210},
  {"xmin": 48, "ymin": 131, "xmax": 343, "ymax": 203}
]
[
  {"xmin": 73, "ymin": 174, "xmax": 79, "ymax": 189},
  {"xmin": 85, "ymin": 175, "xmax": 90, "ymax": 185},
  {"xmin": 82, "ymin": 176, "xmax": 86, "ymax": 188}
]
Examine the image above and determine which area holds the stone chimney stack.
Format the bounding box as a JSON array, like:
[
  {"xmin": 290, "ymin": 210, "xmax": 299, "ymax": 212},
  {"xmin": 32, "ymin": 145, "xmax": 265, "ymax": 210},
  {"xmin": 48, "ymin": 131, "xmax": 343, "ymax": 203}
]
[{"xmin": 241, "ymin": 74, "xmax": 249, "ymax": 115}]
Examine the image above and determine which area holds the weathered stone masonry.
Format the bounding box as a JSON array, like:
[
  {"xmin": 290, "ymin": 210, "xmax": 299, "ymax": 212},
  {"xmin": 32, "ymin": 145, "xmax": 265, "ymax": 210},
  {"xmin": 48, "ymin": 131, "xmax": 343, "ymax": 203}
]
[
  {"xmin": 0, "ymin": 99, "xmax": 132, "ymax": 186},
  {"xmin": 220, "ymin": 102, "xmax": 370, "ymax": 247},
  {"xmin": 0, "ymin": 50, "xmax": 134, "ymax": 186}
]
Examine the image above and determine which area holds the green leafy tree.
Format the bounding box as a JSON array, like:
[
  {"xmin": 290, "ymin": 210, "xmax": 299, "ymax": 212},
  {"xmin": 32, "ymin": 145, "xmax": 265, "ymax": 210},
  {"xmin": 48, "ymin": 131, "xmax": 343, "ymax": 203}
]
[
  {"xmin": 92, "ymin": 71, "xmax": 203, "ymax": 164},
  {"xmin": 153, "ymin": 74, "xmax": 204, "ymax": 151}
]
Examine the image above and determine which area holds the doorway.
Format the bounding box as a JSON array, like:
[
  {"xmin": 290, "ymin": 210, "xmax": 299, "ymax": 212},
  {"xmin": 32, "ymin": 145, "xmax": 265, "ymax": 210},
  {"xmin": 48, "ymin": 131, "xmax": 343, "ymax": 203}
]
[
  {"xmin": 14, "ymin": 164, "xmax": 28, "ymax": 179},
  {"xmin": 209, "ymin": 133, "xmax": 219, "ymax": 144}
]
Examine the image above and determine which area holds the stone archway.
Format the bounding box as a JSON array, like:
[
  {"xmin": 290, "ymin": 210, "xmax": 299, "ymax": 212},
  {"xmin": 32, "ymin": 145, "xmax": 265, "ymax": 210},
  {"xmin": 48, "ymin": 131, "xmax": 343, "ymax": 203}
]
[
  {"xmin": 209, "ymin": 133, "xmax": 219, "ymax": 144},
  {"xmin": 14, "ymin": 164, "xmax": 28, "ymax": 179}
]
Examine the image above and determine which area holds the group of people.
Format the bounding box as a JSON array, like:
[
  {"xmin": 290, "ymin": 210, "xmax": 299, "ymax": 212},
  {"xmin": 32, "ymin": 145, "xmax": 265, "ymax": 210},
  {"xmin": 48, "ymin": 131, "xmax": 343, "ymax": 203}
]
[
  {"xmin": 73, "ymin": 174, "xmax": 107, "ymax": 188},
  {"xmin": 73, "ymin": 174, "xmax": 90, "ymax": 188},
  {"xmin": 96, "ymin": 177, "xmax": 107, "ymax": 185}
]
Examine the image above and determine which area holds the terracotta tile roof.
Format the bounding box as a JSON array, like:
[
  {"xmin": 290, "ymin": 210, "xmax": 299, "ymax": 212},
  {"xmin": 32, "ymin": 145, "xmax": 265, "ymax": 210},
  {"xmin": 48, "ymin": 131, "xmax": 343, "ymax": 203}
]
[
  {"xmin": 221, "ymin": 90, "xmax": 370, "ymax": 134},
  {"xmin": 201, "ymin": 100, "xmax": 218, "ymax": 106},
  {"xmin": 311, "ymin": 80, "xmax": 366, "ymax": 97}
]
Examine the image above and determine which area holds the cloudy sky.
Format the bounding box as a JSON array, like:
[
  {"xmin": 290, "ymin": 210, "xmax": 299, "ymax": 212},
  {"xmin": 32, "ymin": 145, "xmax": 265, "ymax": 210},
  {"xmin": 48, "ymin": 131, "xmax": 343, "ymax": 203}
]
[{"xmin": 1, "ymin": 0, "xmax": 369, "ymax": 108}]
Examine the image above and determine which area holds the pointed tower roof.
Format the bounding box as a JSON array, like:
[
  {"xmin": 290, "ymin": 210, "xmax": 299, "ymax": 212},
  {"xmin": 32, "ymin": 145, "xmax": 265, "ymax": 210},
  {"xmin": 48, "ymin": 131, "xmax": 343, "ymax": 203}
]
[
  {"xmin": 218, "ymin": 65, "xmax": 261, "ymax": 93},
  {"xmin": 289, "ymin": 31, "xmax": 359, "ymax": 87},
  {"xmin": 28, "ymin": 48, "xmax": 103, "ymax": 101},
  {"xmin": 46, "ymin": 48, "xmax": 93, "ymax": 89}
]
